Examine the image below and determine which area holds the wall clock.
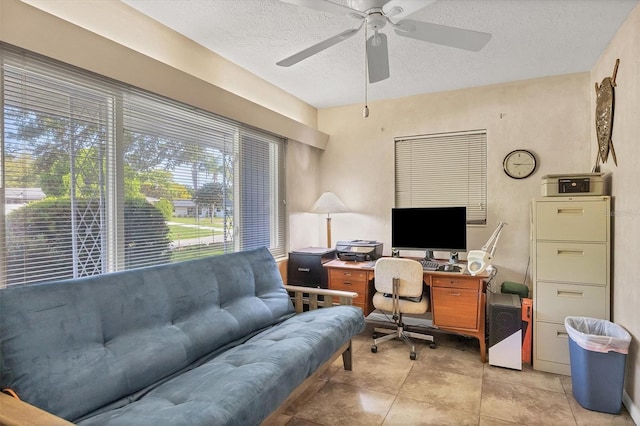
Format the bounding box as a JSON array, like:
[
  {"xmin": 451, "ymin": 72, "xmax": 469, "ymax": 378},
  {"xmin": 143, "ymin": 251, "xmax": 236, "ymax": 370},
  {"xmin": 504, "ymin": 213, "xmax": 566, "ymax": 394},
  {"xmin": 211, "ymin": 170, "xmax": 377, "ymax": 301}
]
[{"xmin": 503, "ymin": 149, "xmax": 537, "ymax": 179}]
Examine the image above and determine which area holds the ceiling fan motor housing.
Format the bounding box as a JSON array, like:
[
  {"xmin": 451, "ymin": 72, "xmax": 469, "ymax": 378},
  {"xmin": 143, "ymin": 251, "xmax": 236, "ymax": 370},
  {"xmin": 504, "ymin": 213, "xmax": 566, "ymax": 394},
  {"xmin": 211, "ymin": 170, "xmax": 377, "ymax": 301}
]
[
  {"xmin": 367, "ymin": 12, "xmax": 387, "ymax": 31},
  {"xmin": 348, "ymin": 0, "xmax": 390, "ymax": 12}
]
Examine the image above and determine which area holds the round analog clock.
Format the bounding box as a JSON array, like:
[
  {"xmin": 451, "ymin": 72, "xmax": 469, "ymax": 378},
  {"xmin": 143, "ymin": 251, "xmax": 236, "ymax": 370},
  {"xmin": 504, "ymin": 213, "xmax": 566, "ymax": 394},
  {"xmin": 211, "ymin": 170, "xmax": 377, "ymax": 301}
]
[{"xmin": 503, "ymin": 149, "xmax": 537, "ymax": 179}]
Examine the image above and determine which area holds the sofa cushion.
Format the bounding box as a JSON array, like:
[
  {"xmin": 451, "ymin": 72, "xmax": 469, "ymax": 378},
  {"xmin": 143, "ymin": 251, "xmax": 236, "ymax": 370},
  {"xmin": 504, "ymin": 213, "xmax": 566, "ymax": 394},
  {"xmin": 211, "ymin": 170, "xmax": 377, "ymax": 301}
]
[
  {"xmin": 0, "ymin": 247, "xmax": 294, "ymax": 422},
  {"xmin": 76, "ymin": 305, "xmax": 365, "ymax": 426}
]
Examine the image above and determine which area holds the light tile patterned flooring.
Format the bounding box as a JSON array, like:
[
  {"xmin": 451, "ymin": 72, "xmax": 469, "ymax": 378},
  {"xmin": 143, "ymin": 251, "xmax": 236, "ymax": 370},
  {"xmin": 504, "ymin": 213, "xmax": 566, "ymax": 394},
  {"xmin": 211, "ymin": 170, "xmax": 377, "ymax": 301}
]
[{"xmin": 269, "ymin": 324, "xmax": 635, "ymax": 425}]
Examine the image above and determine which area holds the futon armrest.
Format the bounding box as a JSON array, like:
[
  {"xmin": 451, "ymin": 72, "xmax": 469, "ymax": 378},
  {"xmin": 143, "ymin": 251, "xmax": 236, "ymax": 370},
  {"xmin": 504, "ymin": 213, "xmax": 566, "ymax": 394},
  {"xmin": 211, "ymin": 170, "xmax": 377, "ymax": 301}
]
[
  {"xmin": 0, "ymin": 393, "xmax": 74, "ymax": 426},
  {"xmin": 283, "ymin": 284, "xmax": 358, "ymax": 313}
]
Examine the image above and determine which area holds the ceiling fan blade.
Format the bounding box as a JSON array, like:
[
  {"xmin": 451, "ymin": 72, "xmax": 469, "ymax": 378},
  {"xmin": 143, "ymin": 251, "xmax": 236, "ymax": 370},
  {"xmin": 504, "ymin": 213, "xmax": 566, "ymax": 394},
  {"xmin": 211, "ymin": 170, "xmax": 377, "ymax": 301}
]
[
  {"xmin": 279, "ymin": 0, "xmax": 367, "ymax": 19},
  {"xmin": 367, "ymin": 32, "xmax": 390, "ymax": 83},
  {"xmin": 394, "ymin": 19, "xmax": 492, "ymax": 52},
  {"xmin": 277, "ymin": 27, "xmax": 362, "ymax": 67},
  {"xmin": 383, "ymin": 0, "xmax": 436, "ymax": 20}
]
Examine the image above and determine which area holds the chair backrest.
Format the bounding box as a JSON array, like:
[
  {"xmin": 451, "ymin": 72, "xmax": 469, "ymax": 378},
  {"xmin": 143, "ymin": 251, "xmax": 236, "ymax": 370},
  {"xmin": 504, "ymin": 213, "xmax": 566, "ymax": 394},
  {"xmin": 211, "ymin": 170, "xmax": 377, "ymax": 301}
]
[{"xmin": 374, "ymin": 258, "xmax": 424, "ymax": 298}]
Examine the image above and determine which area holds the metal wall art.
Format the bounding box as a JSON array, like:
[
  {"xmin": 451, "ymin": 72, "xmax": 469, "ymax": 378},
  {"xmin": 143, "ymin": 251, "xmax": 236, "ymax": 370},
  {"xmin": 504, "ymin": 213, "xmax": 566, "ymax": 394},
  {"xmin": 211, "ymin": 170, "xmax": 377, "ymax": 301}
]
[{"xmin": 593, "ymin": 58, "xmax": 620, "ymax": 172}]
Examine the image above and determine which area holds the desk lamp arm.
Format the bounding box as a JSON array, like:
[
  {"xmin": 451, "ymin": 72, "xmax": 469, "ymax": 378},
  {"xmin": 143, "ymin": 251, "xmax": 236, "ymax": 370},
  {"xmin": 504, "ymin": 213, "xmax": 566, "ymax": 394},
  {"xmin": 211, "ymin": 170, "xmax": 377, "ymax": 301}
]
[
  {"xmin": 467, "ymin": 222, "xmax": 507, "ymax": 276},
  {"xmin": 481, "ymin": 221, "xmax": 507, "ymax": 258}
]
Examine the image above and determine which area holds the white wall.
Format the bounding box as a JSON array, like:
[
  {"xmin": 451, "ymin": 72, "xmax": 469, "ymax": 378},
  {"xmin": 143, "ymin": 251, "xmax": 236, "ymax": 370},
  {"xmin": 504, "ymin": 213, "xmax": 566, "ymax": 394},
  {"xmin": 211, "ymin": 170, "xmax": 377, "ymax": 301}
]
[
  {"xmin": 315, "ymin": 73, "xmax": 591, "ymax": 287},
  {"xmin": 591, "ymin": 2, "xmax": 640, "ymax": 420},
  {"xmin": 286, "ymin": 141, "xmax": 324, "ymax": 250}
]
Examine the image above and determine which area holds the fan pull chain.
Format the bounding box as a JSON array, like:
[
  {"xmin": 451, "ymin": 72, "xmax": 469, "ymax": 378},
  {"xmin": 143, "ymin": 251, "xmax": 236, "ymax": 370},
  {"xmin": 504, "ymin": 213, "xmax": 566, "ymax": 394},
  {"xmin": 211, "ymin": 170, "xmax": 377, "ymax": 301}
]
[{"xmin": 363, "ymin": 23, "xmax": 369, "ymax": 118}]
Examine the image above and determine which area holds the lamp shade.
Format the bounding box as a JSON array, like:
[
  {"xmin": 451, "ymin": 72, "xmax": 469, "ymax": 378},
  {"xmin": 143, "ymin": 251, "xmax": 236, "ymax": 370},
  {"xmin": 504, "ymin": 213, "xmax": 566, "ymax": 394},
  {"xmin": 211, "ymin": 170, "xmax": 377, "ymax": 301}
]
[{"xmin": 310, "ymin": 192, "xmax": 348, "ymax": 214}]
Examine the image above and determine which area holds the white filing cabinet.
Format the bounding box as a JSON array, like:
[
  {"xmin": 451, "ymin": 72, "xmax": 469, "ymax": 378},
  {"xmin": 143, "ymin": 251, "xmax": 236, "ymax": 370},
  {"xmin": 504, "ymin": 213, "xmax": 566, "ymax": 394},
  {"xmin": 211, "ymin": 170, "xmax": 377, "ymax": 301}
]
[{"xmin": 531, "ymin": 196, "xmax": 610, "ymax": 375}]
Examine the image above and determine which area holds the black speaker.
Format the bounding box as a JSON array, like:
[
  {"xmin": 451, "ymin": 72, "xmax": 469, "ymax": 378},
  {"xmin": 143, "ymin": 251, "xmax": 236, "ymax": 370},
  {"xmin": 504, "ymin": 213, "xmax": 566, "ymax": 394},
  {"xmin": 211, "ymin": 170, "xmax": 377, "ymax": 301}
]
[{"xmin": 488, "ymin": 292, "xmax": 522, "ymax": 369}]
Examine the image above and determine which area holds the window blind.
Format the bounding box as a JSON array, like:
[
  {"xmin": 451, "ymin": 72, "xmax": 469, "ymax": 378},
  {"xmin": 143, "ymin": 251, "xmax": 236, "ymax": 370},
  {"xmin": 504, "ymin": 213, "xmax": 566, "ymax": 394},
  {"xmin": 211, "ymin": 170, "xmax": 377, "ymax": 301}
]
[
  {"xmin": 395, "ymin": 130, "xmax": 487, "ymax": 224},
  {"xmin": 1, "ymin": 44, "xmax": 286, "ymax": 287},
  {"xmin": 2, "ymin": 50, "xmax": 114, "ymax": 285},
  {"xmin": 238, "ymin": 127, "xmax": 286, "ymax": 255}
]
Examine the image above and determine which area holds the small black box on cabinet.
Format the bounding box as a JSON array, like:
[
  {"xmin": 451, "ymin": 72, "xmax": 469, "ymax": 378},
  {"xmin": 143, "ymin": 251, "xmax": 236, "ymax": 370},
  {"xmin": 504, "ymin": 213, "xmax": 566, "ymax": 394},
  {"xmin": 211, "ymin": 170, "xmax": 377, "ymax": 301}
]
[{"xmin": 288, "ymin": 247, "xmax": 336, "ymax": 289}]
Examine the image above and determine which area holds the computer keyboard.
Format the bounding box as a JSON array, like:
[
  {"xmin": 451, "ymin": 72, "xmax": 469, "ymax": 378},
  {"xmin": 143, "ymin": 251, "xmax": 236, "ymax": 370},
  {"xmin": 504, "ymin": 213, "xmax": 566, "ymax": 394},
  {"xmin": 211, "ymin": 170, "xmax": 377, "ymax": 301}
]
[{"xmin": 420, "ymin": 259, "xmax": 440, "ymax": 271}]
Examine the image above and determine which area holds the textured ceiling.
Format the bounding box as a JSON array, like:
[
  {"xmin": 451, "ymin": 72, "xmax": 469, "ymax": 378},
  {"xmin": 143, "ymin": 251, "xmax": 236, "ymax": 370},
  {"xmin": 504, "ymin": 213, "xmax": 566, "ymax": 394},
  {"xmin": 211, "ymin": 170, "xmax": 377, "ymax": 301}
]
[{"xmin": 122, "ymin": 0, "xmax": 638, "ymax": 109}]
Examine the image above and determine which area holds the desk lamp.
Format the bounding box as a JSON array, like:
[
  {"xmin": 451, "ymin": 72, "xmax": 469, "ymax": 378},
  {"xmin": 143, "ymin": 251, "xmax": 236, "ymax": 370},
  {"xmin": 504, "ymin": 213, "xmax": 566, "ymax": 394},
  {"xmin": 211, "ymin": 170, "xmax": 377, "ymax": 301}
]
[
  {"xmin": 467, "ymin": 222, "xmax": 507, "ymax": 276},
  {"xmin": 310, "ymin": 192, "xmax": 348, "ymax": 248}
]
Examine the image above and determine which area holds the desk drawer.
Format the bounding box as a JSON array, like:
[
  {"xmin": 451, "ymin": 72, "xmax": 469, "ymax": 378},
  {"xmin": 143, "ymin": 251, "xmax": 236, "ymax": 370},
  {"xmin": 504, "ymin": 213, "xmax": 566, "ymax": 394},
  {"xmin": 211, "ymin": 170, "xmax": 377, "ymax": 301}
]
[
  {"xmin": 431, "ymin": 287, "xmax": 478, "ymax": 329},
  {"xmin": 536, "ymin": 282, "xmax": 607, "ymax": 323},
  {"xmin": 535, "ymin": 321, "xmax": 570, "ymax": 366},
  {"xmin": 536, "ymin": 242, "xmax": 607, "ymax": 284},
  {"xmin": 431, "ymin": 276, "xmax": 481, "ymax": 290},
  {"xmin": 329, "ymin": 269, "xmax": 368, "ymax": 284},
  {"xmin": 330, "ymin": 277, "xmax": 368, "ymax": 305}
]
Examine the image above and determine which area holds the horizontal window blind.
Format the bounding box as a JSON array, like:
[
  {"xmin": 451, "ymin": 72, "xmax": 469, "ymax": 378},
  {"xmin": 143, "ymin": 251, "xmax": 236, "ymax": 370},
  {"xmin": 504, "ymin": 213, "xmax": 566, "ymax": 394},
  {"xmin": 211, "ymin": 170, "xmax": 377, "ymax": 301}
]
[
  {"xmin": 2, "ymin": 50, "xmax": 114, "ymax": 285},
  {"xmin": 1, "ymin": 44, "xmax": 286, "ymax": 287},
  {"xmin": 122, "ymin": 89, "xmax": 237, "ymax": 265},
  {"xmin": 395, "ymin": 130, "xmax": 487, "ymax": 224},
  {"xmin": 238, "ymin": 127, "xmax": 286, "ymax": 256}
]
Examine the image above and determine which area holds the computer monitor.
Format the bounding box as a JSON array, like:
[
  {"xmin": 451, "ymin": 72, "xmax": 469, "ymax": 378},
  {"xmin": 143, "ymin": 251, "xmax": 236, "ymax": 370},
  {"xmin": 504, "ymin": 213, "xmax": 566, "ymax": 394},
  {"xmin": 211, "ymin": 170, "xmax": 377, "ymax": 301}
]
[{"xmin": 391, "ymin": 206, "xmax": 467, "ymax": 261}]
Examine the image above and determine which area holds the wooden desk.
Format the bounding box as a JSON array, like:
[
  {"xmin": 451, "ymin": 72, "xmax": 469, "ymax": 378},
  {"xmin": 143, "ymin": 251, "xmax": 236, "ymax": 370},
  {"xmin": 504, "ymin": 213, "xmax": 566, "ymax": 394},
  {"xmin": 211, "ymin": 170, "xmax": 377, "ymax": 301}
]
[
  {"xmin": 324, "ymin": 259, "xmax": 488, "ymax": 362},
  {"xmin": 324, "ymin": 260, "xmax": 376, "ymax": 315}
]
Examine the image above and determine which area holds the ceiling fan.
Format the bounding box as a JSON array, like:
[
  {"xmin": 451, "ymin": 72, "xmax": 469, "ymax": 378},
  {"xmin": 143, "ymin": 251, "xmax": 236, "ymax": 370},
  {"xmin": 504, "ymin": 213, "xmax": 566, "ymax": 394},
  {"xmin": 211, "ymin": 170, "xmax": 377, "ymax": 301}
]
[{"xmin": 277, "ymin": 0, "xmax": 492, "ymax": 84}]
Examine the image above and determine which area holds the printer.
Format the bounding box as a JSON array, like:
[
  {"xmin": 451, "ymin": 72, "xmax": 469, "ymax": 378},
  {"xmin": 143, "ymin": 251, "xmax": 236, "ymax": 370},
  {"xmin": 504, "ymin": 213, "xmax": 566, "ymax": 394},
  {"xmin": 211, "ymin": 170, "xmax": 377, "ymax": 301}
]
[{"xmin": 336, "ymin": 240, "xmax": 383, "ymax": 262}]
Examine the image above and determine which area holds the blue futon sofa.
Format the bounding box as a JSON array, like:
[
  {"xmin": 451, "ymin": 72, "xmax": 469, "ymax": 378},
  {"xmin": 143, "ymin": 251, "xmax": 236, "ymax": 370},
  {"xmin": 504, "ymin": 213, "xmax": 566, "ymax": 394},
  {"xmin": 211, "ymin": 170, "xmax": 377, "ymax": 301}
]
[{"xmin": 0, "ymin": 247, "xmax": 365, "ymax": 425}]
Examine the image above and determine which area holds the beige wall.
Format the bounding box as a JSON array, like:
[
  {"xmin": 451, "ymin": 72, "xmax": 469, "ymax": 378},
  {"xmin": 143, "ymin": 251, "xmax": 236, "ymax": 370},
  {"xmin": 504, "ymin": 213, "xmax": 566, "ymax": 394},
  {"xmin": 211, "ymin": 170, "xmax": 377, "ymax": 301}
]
[
  {"xmin": 316, "ymin": 73, "xmax": 591, "ymax": 286},
  {"xmin": 591, "ymin": 2, "xmax": 640, "ymax": 420}
]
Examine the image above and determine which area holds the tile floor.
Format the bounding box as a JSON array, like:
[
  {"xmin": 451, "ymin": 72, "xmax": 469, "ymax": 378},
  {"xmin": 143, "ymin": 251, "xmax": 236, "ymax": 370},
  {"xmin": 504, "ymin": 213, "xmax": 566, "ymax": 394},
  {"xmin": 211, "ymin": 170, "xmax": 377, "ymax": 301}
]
[{"xmin": 268, "ymin": 324, "xmax": 636, "ymax": 426}]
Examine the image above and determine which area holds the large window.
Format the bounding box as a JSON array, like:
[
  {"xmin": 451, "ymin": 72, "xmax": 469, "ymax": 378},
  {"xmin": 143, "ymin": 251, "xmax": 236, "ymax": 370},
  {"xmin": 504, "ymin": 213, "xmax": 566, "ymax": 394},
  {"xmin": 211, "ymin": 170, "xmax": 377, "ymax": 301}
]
[
  {"xmin": 395, "ymin": 130, "xmax": 487, "ymax": 225},
  {"xmin": 0, "ymin": 45, "xmax": 286, "ymax": 287}
]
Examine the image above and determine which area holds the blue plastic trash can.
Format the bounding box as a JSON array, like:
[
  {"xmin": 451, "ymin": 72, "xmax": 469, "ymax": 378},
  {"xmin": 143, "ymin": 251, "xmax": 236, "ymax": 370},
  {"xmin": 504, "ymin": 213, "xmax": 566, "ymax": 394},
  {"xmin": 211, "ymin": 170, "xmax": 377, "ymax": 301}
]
[{"xmin": 565, "ymin": 316, "xmax": 631, "ymax": 414}]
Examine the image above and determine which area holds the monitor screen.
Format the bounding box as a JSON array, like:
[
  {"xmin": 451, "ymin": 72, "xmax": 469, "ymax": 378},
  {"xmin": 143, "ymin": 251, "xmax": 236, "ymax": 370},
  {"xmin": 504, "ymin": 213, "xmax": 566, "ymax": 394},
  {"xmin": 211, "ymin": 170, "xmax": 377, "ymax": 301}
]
[{"xmin": 391, "ymin": 207, "xmax": 467, "ymax": 253}]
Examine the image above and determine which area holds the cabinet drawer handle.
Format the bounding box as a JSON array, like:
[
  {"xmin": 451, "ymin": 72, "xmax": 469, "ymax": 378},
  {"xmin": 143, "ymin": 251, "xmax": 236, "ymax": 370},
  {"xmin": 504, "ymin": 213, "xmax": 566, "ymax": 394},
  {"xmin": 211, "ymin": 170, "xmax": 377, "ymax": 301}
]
[
  {"xmin": 557, "ymin": 289, "xmax": 583, "ymax": 298},
  {"xmin": 556, "ymin": 331, "xmax": 569, "ymax": 339},
  {"xmin": 556, "ymin": 249, "xmax": 584, "ymax": 256},
  {"xmin": 297, "ymin": 268, "xmax": 310, "ymax": 272},
  {"xmin": 343, "ymin": 281, "xmax": 352, "ymax": 286},
  {"xmin": 343, "ymin": 273, "xmax": 352, "ymax": 277},
  {"xmin": 557, "ymin": 208, "xmax": 584, "ymax": 216},
  {"xmin": 449, "ymin": 292, "xmax": 461, "ymax": 296}
]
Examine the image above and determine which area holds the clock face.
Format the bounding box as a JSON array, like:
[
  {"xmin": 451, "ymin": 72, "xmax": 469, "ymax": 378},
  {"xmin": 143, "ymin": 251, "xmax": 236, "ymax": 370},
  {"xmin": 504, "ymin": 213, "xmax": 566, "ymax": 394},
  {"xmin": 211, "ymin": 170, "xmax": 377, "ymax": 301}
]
[{"xmin": 503, "ymin": 149, "xmax": 537, "ymax": 179}]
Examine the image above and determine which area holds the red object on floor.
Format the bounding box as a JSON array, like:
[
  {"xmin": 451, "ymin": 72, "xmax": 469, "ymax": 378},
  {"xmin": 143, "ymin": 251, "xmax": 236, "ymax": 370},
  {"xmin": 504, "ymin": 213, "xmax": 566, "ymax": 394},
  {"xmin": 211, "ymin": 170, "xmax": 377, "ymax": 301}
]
[{"xmin": 522, "ymin": 298, "xmax": 532, "ymax": 363}]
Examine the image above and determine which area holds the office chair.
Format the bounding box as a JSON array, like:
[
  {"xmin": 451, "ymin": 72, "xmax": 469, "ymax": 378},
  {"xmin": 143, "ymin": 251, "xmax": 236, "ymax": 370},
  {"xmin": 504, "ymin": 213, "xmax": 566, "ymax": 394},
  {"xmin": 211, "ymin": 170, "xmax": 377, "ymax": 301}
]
[{"xmin": 371, "ymin": 257, "xmax": 435, "ymax": 360}]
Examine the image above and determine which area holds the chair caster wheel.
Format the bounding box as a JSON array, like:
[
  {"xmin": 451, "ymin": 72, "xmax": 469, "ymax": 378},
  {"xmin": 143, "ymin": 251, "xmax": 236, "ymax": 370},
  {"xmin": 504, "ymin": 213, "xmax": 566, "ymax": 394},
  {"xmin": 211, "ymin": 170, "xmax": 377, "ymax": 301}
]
[
  {"xmin": 430, "ymin": 342, "xmax": 436, "ymax": 349},
  {"xmin": 410, "ymin": 352, "xmax": 417, "ymax": 360},
  {"xmin": 371, "ymin": 345, "xmax": 378, "ymax": 353}
]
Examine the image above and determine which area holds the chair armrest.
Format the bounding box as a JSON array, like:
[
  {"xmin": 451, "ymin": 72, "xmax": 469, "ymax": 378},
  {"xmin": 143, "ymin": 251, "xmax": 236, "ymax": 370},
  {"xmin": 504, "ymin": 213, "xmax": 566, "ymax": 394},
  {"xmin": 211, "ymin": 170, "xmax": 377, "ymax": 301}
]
[
  {"xmin": 283, "ymin": 285, "xmax": 358, "ymax": 313},
  {"xmin": 0, "ymin": 393, "xmax": 74, "ymax": 426}
]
